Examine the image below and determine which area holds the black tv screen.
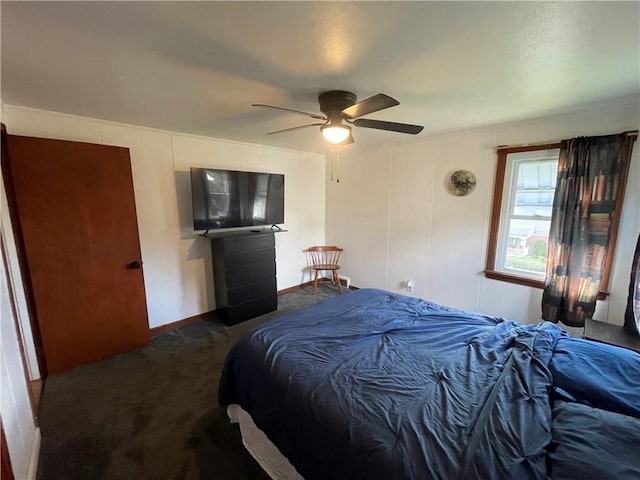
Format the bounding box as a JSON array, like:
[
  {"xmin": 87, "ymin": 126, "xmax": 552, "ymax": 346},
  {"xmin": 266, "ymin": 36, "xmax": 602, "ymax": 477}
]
[{"xmin": 190, "ymin": 168, "xmax": 285, "ymax": 230}]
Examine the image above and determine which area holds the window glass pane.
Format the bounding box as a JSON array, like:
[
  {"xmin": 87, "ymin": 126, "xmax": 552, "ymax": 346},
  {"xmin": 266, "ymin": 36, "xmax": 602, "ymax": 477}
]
[
  {"xmin": 538, "ymin": 162, "xmax": 553, "ymax": 188},
  {"xmin": 512, "ymin": 160, "xmax": 558, "ymax": 218},
  {"xmin": 520, "ymin": 163, "xmax": 539, "ymax": 189},
  {"xmin": 503, "ymin": 218, "xmax": 552, "ymax": 275}
]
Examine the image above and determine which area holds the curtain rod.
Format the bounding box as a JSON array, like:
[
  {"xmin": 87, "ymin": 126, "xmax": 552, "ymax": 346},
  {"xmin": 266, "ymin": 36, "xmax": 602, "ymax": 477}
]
[{"xmin": 497, "ymin": 130, "xmax": 638, "ymax": 151}]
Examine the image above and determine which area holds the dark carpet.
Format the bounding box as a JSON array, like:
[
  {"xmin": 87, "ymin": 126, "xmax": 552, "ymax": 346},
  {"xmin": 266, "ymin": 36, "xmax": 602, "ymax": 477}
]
[{"xmin": 36, "ymin": 284, "xmax": 346, "ymax": 480}]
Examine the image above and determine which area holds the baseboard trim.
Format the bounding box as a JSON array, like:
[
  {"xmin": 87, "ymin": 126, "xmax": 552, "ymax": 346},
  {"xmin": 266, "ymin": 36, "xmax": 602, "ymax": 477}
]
[
  {"xmin": 26, "ymin": 427, "xmax": 40, "ymax": 480},
  {"xmin": 277, "ymin": 281, "xmax": 314, "ymax": 295},
  {"xmin": 149, "ymin": 310, "xmax": 217, "ymax": 336},
  {"xmin": 149, "ymin": 281, "xmax": 350, "ymax": 336}
]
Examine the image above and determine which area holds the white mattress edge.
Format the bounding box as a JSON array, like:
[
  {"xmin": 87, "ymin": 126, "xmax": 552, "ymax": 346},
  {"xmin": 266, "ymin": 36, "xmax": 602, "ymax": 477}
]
[{"xmin": 226, "ymin": 404, "xmax": 304, "ymax": 480}]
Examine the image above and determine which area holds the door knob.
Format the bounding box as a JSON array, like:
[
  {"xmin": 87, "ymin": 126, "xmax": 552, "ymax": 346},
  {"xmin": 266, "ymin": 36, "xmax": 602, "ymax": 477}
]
[{"xmin": 127, "ymin": 260, "xmax": 142, "ymax": 269}]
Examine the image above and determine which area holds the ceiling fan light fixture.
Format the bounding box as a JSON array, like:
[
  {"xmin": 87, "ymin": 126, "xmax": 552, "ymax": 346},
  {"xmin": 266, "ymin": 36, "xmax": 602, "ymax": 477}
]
[{"xmin": 321, "ymin": 123, "xmax": 351, "ymax": 144}]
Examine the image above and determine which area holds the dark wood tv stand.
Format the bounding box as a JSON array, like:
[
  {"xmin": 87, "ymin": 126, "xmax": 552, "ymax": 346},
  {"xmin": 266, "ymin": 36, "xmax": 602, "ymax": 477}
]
[{"xmin": 208, "ymin": 230, "xmax": 278, "ymax": 325}]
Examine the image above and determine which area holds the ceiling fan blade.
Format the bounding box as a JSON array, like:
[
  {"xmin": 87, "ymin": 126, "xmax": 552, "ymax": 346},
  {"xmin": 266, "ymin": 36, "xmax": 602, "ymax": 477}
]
[
  {"xmin": 341, "ymin": 94, "xmax": 399, "ymax": 119},
  {"xmin": 266, "ymin": 123, "xmax": 325, "ymax": 135},
  {"xmin": 252, "ymin": 104, "xmax": 326, "ymax": 120},
  {"xmin": 353, "ymin": 118, "xmax": 424, "ymax": 135}
]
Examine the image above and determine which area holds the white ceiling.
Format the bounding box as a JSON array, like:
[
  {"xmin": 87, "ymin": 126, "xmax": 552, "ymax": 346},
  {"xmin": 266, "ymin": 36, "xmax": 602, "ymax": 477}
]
[{"xmin": 1, "ymin": 1, "xmax": 639, "ymax": 154}]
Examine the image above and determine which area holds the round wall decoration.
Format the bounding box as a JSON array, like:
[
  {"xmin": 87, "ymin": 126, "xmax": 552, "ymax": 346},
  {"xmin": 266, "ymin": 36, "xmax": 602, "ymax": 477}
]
[{"xmin": 448, "ymin": 169, "xmax": 477, "ymax": 196}]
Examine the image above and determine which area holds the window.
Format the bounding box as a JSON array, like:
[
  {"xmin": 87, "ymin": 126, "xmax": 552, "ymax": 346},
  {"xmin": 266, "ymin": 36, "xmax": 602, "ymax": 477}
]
[
  {"xmin": 486, "ymin": 143, "xmax": 560, "ymax": 288},
  {"xmin": 499, "ymin": 150, "xmax": 559, "ymax": 278}
]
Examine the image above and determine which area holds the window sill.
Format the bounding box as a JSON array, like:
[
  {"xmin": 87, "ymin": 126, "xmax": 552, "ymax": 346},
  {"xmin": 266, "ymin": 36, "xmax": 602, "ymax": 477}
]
[
  {"xmin": 484, "ymin": 270, "xmax": 544, "ymax": 289},
  {"xmin": 484, "ymin": 270, "xmax": 610, "ymax": 300}
]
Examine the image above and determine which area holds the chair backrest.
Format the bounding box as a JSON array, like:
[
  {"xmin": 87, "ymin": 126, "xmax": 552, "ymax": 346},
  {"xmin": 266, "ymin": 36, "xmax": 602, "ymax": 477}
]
[{"xmin": 305, "ymin": 246, "xmax": 343, "ymax": 268}]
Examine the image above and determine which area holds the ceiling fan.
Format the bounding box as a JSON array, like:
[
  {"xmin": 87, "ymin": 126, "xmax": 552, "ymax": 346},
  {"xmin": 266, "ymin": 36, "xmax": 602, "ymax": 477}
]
[{"xmin": 252, "ymin": 90, "xmax": 424, "ymax": 145}]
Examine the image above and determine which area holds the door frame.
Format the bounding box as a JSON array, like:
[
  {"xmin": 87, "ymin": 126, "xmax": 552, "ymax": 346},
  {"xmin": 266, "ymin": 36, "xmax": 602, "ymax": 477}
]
[
  {"xmin": 1, "ymin": 124, "xmax": 47, "ymax": 379},
  {"xmin": 0, "ymin": 234, "xmax": 39, "ymax": 421}
]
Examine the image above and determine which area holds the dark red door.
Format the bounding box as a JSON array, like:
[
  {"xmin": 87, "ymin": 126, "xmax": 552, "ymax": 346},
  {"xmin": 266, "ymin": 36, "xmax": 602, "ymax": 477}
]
[{"xmin": 5, "ymin": 134, "xmax": 150, "ymax": 374}]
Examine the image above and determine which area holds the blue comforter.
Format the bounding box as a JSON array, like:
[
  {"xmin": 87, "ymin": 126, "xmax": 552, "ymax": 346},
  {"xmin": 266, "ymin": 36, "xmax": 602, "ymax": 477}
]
[{"xmin": 218, "ymin": 288, "xmax": 640, "ymax": 479}]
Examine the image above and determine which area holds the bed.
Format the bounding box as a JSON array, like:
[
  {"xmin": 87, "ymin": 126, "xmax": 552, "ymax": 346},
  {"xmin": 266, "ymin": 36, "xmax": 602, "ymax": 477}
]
[{"xmin": 218, "ymin": 288, "xmax": 640, "ymax": 479}]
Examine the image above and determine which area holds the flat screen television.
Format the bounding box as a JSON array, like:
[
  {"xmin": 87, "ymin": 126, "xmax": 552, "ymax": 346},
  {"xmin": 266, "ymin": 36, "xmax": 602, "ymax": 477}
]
[{"xmin": 190, "ymin": 167, "xmax": 285, "ymax": 230}]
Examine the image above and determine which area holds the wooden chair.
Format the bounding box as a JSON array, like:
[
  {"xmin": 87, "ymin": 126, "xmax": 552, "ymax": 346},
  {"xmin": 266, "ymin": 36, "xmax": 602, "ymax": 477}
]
[{"xmin": 305, "ymin": 246, "xmax": 344, "ymax": 295}]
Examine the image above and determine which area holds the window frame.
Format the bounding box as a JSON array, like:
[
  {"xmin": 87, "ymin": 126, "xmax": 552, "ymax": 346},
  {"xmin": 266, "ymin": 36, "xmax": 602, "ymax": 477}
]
[
  {"xmin": 485, "ymin": 143, "xmax": 561, "ymax": 289},
  {"xmin": 485, "ymin": 140, "xmax": 632, "ymax": 299},
  {"xmin": 495, "ymin": 148, "xmax": 559, "ymax": 281}
]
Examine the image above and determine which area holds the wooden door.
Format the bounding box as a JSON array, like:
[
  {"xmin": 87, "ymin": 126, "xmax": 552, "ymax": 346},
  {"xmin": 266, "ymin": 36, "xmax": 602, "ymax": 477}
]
[{"xmin": 4, "ymin": 134, "xmax": 150, "ymax": 374}]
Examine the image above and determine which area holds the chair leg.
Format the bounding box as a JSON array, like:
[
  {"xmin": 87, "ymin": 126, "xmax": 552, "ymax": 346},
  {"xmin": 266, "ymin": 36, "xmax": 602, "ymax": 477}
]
[
  {"xmin": 312, "ymin": 270, "xmax": 318, "ymax": 295},
  {"xmin": 334, "ymin": 270, "xmax": 343, "ymax": 294}
]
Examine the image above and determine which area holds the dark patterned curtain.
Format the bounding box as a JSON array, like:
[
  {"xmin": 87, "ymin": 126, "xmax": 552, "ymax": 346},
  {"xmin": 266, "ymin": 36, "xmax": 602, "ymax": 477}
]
[
  {"xmin": 542, "ymin": 133, "xmax": 634, "ymax": 327},
  {"xmin": 624, "ymin": 233, "xmax": 640, "ymax": 336}
]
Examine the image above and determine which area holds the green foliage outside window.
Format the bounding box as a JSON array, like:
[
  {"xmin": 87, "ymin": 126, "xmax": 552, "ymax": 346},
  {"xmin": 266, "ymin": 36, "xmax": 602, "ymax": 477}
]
[
  {"xmin": 530, "ymin": 240, "xmax": 547, "ymax": 259},
  {"xmin": 505, "ymin": 255, "xmax": 547, "ymax": 273}
]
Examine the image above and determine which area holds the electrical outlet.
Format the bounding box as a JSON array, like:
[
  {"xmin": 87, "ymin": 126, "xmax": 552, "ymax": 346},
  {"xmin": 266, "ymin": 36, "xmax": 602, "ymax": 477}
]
[{"xmin": 406, "ymin": 279, "xmax": 414, "ymax": 292}]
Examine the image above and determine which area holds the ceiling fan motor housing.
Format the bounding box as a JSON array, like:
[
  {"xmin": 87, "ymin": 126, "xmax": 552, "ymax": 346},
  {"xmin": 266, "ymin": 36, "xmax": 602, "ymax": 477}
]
[{"xmin": 318, "ymin": 91, "xmax": 357, "ymax": 118}]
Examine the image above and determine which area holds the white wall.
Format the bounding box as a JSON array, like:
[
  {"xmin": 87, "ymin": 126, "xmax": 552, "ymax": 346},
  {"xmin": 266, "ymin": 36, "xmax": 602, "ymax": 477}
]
[
  {"xmin": 2, "ymin": 105, "xmax": 327, "ymax": 329},
  {"xmin": 327, "ymin": 100, "xmax": 640, "ymax": 327}
]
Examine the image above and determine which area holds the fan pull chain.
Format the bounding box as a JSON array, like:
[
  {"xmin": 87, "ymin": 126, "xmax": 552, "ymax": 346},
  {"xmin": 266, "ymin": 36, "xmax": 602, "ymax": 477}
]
[
  {"xmin": 331, "ymin": 145, "xmax": 334, "ymax": 182},
  {"xmin": 336, "ymin": 145, "xmax": 340, "ymax": 183},
  {"xmin": 331, "ymin": 144, "xmax": 340, "ymax": 183}
]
